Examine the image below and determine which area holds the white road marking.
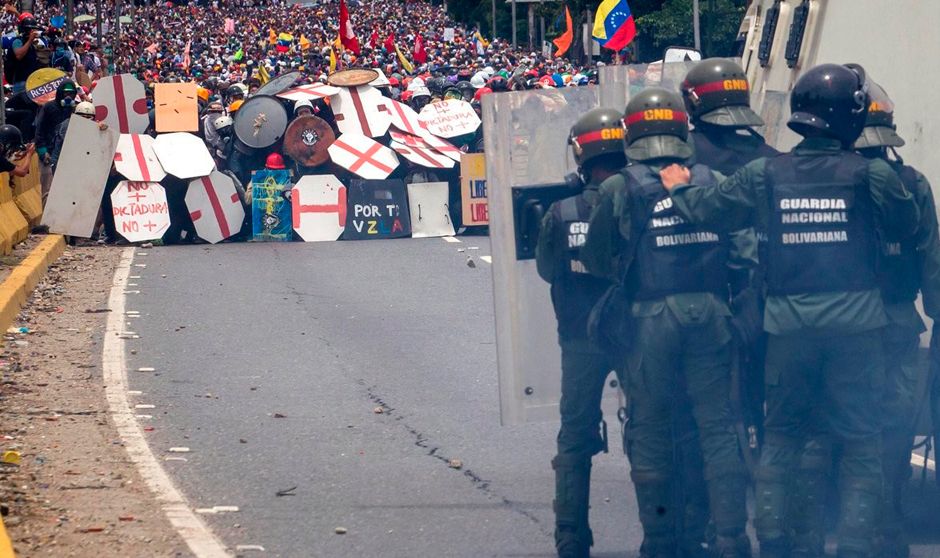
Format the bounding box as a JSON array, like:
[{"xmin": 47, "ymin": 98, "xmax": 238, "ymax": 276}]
[
  {"xmin": 480, "ymin": 256, "xmax": 492, "ymax": 264},
  {"xmin": 911, "ymin": 452, "xmax": 936, "ymax": 471},
  {"xmin": 442, "ymin": 236, "xmax": 461, "ymax": 243},
  {"xmin": 102, "ymin": 248, "xmax": 231, "ymax": 557}
]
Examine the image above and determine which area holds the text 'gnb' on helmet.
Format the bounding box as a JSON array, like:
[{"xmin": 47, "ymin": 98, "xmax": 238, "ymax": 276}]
[
  {"xmin": 853, "ymin": 80, "xmax": 905, "ymax": 149},
  {"xmin": 788, "ymin": 63, "xmax": 870, "ymax": 148},
  {"xmin": 623, "ymin": 88, "xmax": 692, "ymax": 162},
  {"xmin": 568, "ymin": 107, "xmax": 626, "ymax": 169},
  {"xmin": 681, "ymin": 58, "xmax": 763, "ymax": 127}
]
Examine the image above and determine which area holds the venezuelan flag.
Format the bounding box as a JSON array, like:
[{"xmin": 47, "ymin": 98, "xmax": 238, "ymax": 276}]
[
  {"xmin": 276, "ymin": 32, "xmax": 293, "ymax": 53},
  {"xmin": 592, "ymin": 0, "xmax": 636, "ymax": 51}
]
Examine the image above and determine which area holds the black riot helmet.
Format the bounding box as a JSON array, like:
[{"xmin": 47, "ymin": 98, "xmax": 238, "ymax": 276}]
[
  {"xmin": 0, "ymin": 125, "xmax": 23, "ymax": 154},
  {"xmin": 854, "ymin": 80, "xmax": 905, "ymax": 149},
  {"xmin": 623, "ymin": 87, "xmax": 692, "ymax": 162},
  {"xmin": 226, "ymin": 84, "xmax": 245, "ymax": 99},
  {"xmin": 788, "ymin": 63, "xmax": 870, "ymax": 148},
  {"xmin": 681, "ymin": 58, "xmax": 763, "ymax": 127},
  {"xmin": 568, "ymin": 107, "xmax": 627, "ymax": 171}
]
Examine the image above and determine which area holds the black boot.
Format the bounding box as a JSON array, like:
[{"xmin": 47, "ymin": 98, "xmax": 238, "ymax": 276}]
[
  {"xmin": 553, "ymin": 455, "xmax": 593, "ymax": 558},
  {"xmin": 632, "ymin": 469, "xmax": 678, "ymax": 558},
  {"xmin": 708, "ymin": 473, "xmax": 750, "ymax": 558}
]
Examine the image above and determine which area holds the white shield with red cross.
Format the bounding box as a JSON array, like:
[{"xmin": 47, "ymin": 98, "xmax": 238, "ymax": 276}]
[
  {"xmin": 291, "ymin": 175, "xmax": 347, "ymax": 242},
  {"xmin": 276, "ymin": 83, "xmax": 341, "ymax": 102},
  {"xmin": 418, "ymin": 99, "xmax": 481, "ymax": 139},
  {"xmin": 384, "ymin": 98, "xmax": 427, "ymax": 137},
  {"xmin": 186, "ymin": 171, "xmax": 245, "ymax": 244},
  {"xmin": 328, "ymin": 133, "xmax": 399, "ymax": 180},
  {"xmin": 114, "ymin": 134, "xmax": 166, "ymax": 182},
  {"xmin": 390, "ymin": 140, "xmax": 455, "ymax": 169},
  {"xmin": 332, "ymin": 85, "xmax": 391, "ymax": 138},
  {"xmin": 111, "ymin": 181, "xmax": 171, "ymax": 243},
  {"xmin": 152, "ymin": 132, "xmax": 216, "ymax": 179},
  {"xmin": 420, "ymin": 133, "xmax": 463, "ymax": 162},
  {"xmin": 93, "ymin": 74, "xmax": 150, "ymax": 134}
]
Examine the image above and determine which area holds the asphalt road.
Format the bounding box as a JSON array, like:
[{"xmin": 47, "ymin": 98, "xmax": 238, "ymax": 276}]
[
  {"xmin": 120, "ymin": 237, "xmax": 940, "ymax": 558},
  {"xmin": 123, "ymin": 237, "xmax": 641, "ymax": 558}
]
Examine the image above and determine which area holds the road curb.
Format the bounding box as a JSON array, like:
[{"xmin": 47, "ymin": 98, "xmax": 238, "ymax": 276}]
[{"xmin": 0, "ymin": 235, "xmax": 65, "ymax": 336}]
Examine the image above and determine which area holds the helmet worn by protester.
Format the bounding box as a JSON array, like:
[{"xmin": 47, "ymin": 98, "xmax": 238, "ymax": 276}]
[
  {"xmin": 265, "ymin": 152, "xmax": 286, "ymax": 170},
  {"xmin": 681, "ymin": 58, "xmax": 763, "ymax": 127},
  {"xmin": 294, "ymin": 99, "xmax": 314, "ymax": 113},
  {"xmin": 473, "ymin": 86, "xmax": 492, "ymax": 102},
  {"xmin": 74, "ymin": 101, "xmax": 96, "ymax": 117},
  {"xmin": 212, "ymin": 115, "xmax": 234, "ymax": 130},
  {"xmin": 227, "ymin": 84, "xmax": 245, "ymax": 98},
  {"xmin": 470, "ymin": 73, "xmax": 486, "ymax": 89},
  {"xmin": 0, "ymin": 124, "xmax": 23, "ymax": 149},
  {"xmin": 228, "ymin": 99, "xmax": 244, "ymax": 113},
  {"xmin": 568, "ymin": 107, "xmax": 627, "ymax": 169},
  {"xmin": 854, "ymin": 80, "xmax": 905, "ymax": 149},
  {"xmin": 623, "ymin": 87, "xmax": 693, "ymax": 162},
  {"xmin": 788, "ymin": 63, "xmax": 870, "ymax": 148}
]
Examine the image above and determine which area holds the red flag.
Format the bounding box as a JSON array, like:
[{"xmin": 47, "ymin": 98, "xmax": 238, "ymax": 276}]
[
  {"xmin": 413, "ymin": 34, "xmax": 427, "ymax": 64},
  {"xmin": 383, "ymin": 32, "xmax": 395, "ymax": 53},
  {"xmin": 553, "ymin": 7, "xmax": 574, "ymax": 58},
  {"xmin": 339, "ymin": 0, "xmax": 360, "ymax": 55},
  {"xmin": 370, "ymin": 29, "xmax": 379, "ymax": 49}
]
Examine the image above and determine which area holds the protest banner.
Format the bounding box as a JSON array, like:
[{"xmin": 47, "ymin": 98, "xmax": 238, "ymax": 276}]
[
  {"xmin": 344, "ymin": 179, "xmax": 411, "ymax": 240},
  {"xmin": 25, "ymin": 68, "xmax": 67, "ymax": 105},
  {"xmin": 111, "ymin": 181, "xmax": 170, "ymax": 242},
  {"xmin": 460, "ymin": 153, "xmax": 488, "ymax": 226}
]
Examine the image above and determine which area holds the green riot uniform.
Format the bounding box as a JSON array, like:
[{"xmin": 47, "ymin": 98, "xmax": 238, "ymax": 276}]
[{"xmin": 668, "ymin": 137, "xmax": 919, "ymax": 557}]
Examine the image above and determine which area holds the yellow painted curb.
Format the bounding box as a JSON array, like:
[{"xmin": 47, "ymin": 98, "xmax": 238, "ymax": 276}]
[{"xmin": 0, "ymin": 234, "xmax": 65, "ymax": 337}]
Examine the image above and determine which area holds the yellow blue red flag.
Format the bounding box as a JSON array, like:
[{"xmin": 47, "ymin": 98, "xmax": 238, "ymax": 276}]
[{"xmin": 592, "ymin": 0, "xmax": 636, "ymax": 51}]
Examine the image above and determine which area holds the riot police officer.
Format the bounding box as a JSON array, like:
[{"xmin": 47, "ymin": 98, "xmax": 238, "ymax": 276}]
[
  {"xmin": 854, "ymin": 82, "xmax": 940, "ymax": 558},
  {"xmin": 660, "ymin": 63, "xmax": 920, "ymax": 558},
  {"xmin": 584, "ymin": 89, "xmax": 752, "ymax": 558},
  {"xmin": 535, "ymin": 108, "xmax": 626, "ymax": 558}
]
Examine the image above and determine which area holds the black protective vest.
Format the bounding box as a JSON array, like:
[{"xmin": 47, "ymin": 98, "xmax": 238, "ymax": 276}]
[
  {"xmin": 879, "ymin": 163, "xmax": 921, "ymax": 303},
  {"xmin": 625, "ymin": 164, "xmax": 729, "ymax": 300},
  {"xmin": 549, "ymin": 192, "xmax": 611, "ymax": 341},
  {"xmin": 691, "ymin": 126, "xmax": 779, "ymax": 177},
  {"xmin": 763, "ymin": 151, "xmax": 878, "ymax": 295},
  {"xmin": 4, "ymin": 38, "xmax": 40, "ymax": 84}
]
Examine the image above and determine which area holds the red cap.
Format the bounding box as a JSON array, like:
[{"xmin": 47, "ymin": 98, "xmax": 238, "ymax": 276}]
[{"xmin": 265, "ymin": 152, "xmax": 286, "ymax": 170}]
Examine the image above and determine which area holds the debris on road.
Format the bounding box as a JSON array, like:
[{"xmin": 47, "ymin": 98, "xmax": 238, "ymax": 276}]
[
  {"xmin": 235, "ymin": 544, "xmax": 266, "ymax": 552},
  {"xmin": 448, "ymin": 458, "xmax": 463, "ymax": 470},
  {"xmin": 276, "ymin": 486, "xmax": 297, "ymax": 497},
  {"xmin": 373, "ymin": 406, "xmax": 384, "ymax": 414},
  {"xmin": 272, "ymin": 412, "xmax": 287, "ymax": 418},
  {"xmin": 466, "ymin": 256, "xmax": 476, "ymax": 268},
  {"xmin": 334, "ymin": 527, "xmax": 348, "ymax": 535}
]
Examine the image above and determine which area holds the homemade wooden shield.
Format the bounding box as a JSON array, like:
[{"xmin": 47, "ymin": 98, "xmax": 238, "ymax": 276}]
[
  {"xmin": 328, "ymin": 134, "xmax": 399, "ymax": 180},
  {"xmin": 276, "ymin": 82, "xmax": 340, "ymax": 102},
  {"xmin": 390, "ymin": 141, "xmax": 455, "ymax": 169},
  {"xmin": 291, "ymin": 175, "xmax": 347, "ymax": 242},
  {"xmin": 41, "ymin": 116, "xmax": 119, "ymax": 237},
  {"xmin": 152, "ymin": 132, "xmax": 215, "ymax": 179},
  {"xmin": 332, "ymin": 85, "xmax": 391, "ymax": 137},
  {"xmin": 255, "ymin": 71, "xmax": 302, "ymax": 97},
  {"xmin": 154, "ymin": 82, "xmax": 199, "ymax": 132},
  {"xmin": 384, "ymin": 98, "xmax": 426, "ymax": 136},
  {"xmin": 328, "ymin": 68, "xmax": 379, "ymax": 87},
  {"xmin": 93, "ymin": 74, "xmax": 150, "ymax": 134},
  {"xmin": 233, "ymin": 95, "xmax": 288, "ymax": 150},
  {"xmin": 186, "ymin": 171, "xmax": 245, "ymax": 244},
  {"xmin": 283, "ymin": 115, "xmax": 335, "ymax": 166},
  {"xmin": 344, "ymin": 179, "xmax": 411, "ymax": 240},
  {"xmin": 250, "ymin": 169, "xmax": 292, "ymax": 241},
  {"xmin": 114, "ymin": 134, "xmax": 166, "ymax": 182},
  {"xmin": 418, "ymin": 99, "xmax": 481, "ymax": 138},
  {"xmin": 26, "ymin": 68, "xmax": 67, "ymax": 105},
  {"xmin": 460, "ymin": 153, "xmax": 488, "ymax": 226},
  {"xmin": 111, "ymin": 181, "xmax": 170, "ymax": 242},
  {"xmin": 407, "ymin": 182, "xmax": 454, "ymax": 238}
]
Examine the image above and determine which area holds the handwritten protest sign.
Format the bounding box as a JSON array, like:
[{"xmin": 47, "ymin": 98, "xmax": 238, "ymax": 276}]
[
  {"xmin": 460, "ymin": 153, "xmax": 488, "ymax": 226},
  {"xmin": 418, "ymin": 99, "xmax": 480, "ymax": 139},
  {"xmin": 111, "ymin": 181, "xmax": 170, "ymax": 242},
  {"xmin": 344, "ymin": 179, "xmax": 411, "ymax": 240}
]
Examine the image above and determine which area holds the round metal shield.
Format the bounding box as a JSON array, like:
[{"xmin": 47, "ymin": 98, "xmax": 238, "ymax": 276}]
[
  {"xmin": 283, "ymin": 115, "xmax": 335, "ymax": 167},
  {"xmin": 233, "ymin": 95, "xmax": 289, "ymax": 150},
  {"xmin": 254, "ymin": 71, "xmax": 302, "ymax": 97},
  {"xmin": 328, "ymin": 69, "xmax": 380, "ymax": 87}
]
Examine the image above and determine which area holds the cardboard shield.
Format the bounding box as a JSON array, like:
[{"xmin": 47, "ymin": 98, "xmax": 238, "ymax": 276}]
[
  {"xmin": 418, "ymin": 99, "xmax": 481, "ymax": 139},
  {"xmin": 344, "ymin": 179, "xmax": 411, "ymax": 240},
  {"xmin": 250, "ymin": 169, "xmax": 292, "ymax": 241},
  {"xmin": 233, "ymin": 95, "xmax": 288, "ymax": 150},
  {"xmin": 283, "ymin": 115, "xmax": 335, "ymax": 166},
  {"xmin": 111, "ymin": 181, "xmax": 171, "ymax": 242},
  {"xmin": 384, "ymin": 98, "xmax": 427, "ymax": 136},
  {"xmin": 114, "ymin": 134, "xmax": 166, "ymax": 182},
  {"xmin": 332, "ymin": 85, "xmax": 391, "ymax": 137},
  {"xmin": 255, "ymin": 71, "xmax": 302, "ymax": 97},
  {"xmin": 276, "ymin": 83, "xmax": 340, "ymax": 102},
  {"xmin": 26, "ymin": 68, "xmax": 67, "ymax": 105},
  {"xmin": 390, "ymin": 141, "xmax": 455, "ymax": 169},
  {"xmin": 154, "ymin": 82, "xmax": 199, "ymax": 132},
  {"xmin": 291, "ymin": 175, "xmax": 347, "ymax": 242},
  {"xmin": 407, "ymin": 182, "xmax": 455, "ymax": 238},
  {"xmin": 152, "ymin": 132, "xmax": 215, "ymax": 179},
  {"xmin": 93, "ymin": 74, "xmax": 150, "ymax": 134},
  {"xmin": 41, "ymin": 116, "xmax": 119, "ymax": 237},
  {"xmin": 369, "ymin": 68, "xmax": 391, "ymax": 88},
  {"xmin": 460, "ymin": 153, "xmax": 488, "ymax": 226},
  {"xmin": 422, "ymin": 133, "xmax": 463, "ymax": 162},
  {"xmin": 186, "ymin": 171, "xmax": 245, "ymax": 244},
  {"xmin": 328, "ymin": 134, "xmax": 399, "ymax": 180},
  {"xmin": 328, "ymin": 68, "xmax": 379, "ymax": 87}
]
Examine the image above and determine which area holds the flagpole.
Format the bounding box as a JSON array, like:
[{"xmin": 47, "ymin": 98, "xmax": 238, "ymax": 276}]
[
  {"xmin": 511, "ymin": 0, "xmax": 517, "ymax": 49},
  {"xmin": 693, "ymin": 0, "xmax": 701, "ymax": 51}
]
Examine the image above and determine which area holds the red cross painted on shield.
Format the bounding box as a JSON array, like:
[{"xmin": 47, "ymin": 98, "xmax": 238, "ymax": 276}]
[
  {"xmin": 393, "ymin": 144, "xmax": 448, "ymax": 168},
  {"xmin": 333, "ymin": 139, "xmax": 395, "ymax": 175},
  {"xmin": 95, "ymin": 76, "xmax": 148, "ymax": 134},
  {"xmin": 292, "ymin": 186, "xmax": 348, "ymax": 227},
  {"xmin": 290, "ymin": 84, "xmax": 333, "ymax": 99},
  {"xmin": 131, "ymin": 135, "xmax": 152, "ymax": 182},
  {"xmin": 190, "ymin": 176, "xmax": 233, "ymax": 239},
  {"xmin": 390, "ymin": 131, "xmax": 427, "ymax": 148},
  {"xmin": 386, "ymin": 99, "xmax": 426, "ymax": 136},
  {"xmin": 335, "ymin": 87, "xmax": 388, "ymax": 137}
]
